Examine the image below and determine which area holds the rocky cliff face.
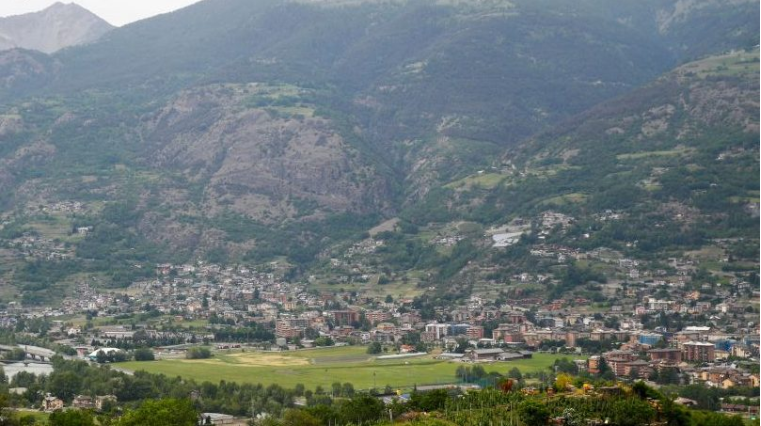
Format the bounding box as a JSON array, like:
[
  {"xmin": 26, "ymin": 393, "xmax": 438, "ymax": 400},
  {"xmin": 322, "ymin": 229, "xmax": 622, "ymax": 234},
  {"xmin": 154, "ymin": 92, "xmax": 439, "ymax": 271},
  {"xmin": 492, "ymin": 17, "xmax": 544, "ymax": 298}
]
[
  {"xmin": 141, "ymin": 85, "xmax": 393, "ymax": 223},
  {"xmin": 0, "ymin": 2, "xmax": 113, "ymax": 54}
]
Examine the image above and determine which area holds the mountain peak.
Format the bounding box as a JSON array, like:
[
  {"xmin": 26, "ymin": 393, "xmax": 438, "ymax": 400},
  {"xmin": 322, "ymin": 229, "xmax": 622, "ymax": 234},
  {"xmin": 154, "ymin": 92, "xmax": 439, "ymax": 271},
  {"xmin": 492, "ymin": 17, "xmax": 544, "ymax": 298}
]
[
  {"xmin": 44, "ymin": 2, "xmax": 91, "ymax": 14},
  {"xmin": 47, "ymin": 2, "xmax": 72, "ymax": 9},
  {"xmin": 0, "ymin": 2, "xmax": 114, "ymax": 54}
]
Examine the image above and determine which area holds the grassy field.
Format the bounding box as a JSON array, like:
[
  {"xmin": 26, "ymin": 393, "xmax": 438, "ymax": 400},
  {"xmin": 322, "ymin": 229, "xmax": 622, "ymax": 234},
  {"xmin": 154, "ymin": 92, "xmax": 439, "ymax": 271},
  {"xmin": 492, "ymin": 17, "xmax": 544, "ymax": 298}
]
[
  {"xmin": 445, "ymin": 173, "xmax": 507, "ymax": 190},
  {"xmin": 680, "ymin": 48, "xmax": 760, "ymax": 78},
  {"xmin": 616, "ymin": 147, "xmax": 692, "ymax": 160},
  {"xmin": 119, "ymin": 346, "xmax": 571, "ymax": 391},
  {"xmin": 539, "ymin": 192, "xmax": 588, "ymax": 206}
]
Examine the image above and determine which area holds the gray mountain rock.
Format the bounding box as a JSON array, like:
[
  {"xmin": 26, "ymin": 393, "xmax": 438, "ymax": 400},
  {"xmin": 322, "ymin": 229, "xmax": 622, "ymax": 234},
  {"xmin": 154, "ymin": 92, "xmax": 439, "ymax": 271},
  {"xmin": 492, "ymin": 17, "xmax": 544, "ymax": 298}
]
[{"xmin": 0, "ymin": 2, "xmax": 113, "ymax": 54}]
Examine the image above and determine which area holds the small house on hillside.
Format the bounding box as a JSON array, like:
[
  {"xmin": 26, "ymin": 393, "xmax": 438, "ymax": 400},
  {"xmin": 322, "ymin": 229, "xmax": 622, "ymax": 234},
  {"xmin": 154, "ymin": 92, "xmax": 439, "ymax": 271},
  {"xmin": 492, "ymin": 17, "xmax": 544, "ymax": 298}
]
[
  {"xmin": 96, "ymin": 395, "xmax": 117, "ymax": 410},
  {"xmin": 42, "ymin": 395, "xmax": 63, "ymax": 412},
  {"xmin": 72, "ymin": 395, "xmax": 94, "ymax": 409}
]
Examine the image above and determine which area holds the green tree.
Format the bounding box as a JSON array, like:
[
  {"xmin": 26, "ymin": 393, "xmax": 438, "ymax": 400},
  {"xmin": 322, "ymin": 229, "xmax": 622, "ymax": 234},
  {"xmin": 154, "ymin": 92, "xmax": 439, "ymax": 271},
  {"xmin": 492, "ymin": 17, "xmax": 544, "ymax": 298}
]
[
  {"xmin": 49, "ymin": 410, "xmax": 96, "ymax": 426},
  {"xmin": 313, "ymin": 337, "xmax": 334, "ymax": 347},
  {"xmin": 293, "ymin": 384, "xmax": 305, "ymax": 397},
  {"xmin": 116, "ymin": 399, "xmax": 198, "ymax": 426},
  {"xmin": 660, "ymin": 398, "xmax": 691, "ymax": 426},
  {"xmin": 304, "ymin": 405, "xmax": 340, "ymax": 425},
  {"xmin": 282, "ymin": 409, "xmax": 320, "ymax": 426},
  {"xmin": 339, "ymin": 394, "xmax": 384, "ymax": 425},
  {"xmin": 4, "ymin": 348, "xmax": 26, "ymax": 361},
  {"xmin": 49, "ymin": 371, "xmax": 83, "ymax": 401},
  {"xmin": 610, "ymin": 399, "xmax": 656, "ymax": 426},
  {"xmin": 366, "ymin": 342, "xmax": 382, "ymax": 354},
  {"xmin": 0, "ymin": 393, "xmax": 20, "ymax": 426},
  {"xmin": 186, "ymin": 347, "xmax": 211, "ymax": 359},
  {"xmin": 133, "ymin": 348, "xmax": 155, "ymax": 361},
  {"xmin": 410, "ymin": 389, "xmax": 449, "ymax": 412},
  {"xmin": 507, "ymin": 367, "xmax": 523, "ymax": 380},
  {"xmin": 10, "ymin": 371, "xmax": 36, "ymax": 388},
  {"xmin": 341, "ymin": 383, "xmax": 355, "ymax": 398},
  {"xmin": 553, "ymin": 358, "xmax": 579, "ymax": 375},
  {"xmin": 518, "ymin": 400, "xmax": 550, "ymax": 426}
]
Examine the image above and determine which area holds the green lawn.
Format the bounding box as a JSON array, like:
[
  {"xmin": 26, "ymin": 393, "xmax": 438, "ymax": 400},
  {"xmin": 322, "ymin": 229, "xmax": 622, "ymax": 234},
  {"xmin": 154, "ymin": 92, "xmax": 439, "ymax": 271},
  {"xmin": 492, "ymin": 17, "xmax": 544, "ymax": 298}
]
[{"xmin": 119, "ymin": 347, "xmax": 568, "ymax": 391}]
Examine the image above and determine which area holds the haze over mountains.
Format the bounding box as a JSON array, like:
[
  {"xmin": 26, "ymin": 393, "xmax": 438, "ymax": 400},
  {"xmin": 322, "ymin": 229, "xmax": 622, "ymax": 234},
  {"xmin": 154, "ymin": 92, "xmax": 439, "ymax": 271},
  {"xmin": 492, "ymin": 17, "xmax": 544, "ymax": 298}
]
[
  {"xmin": 0, "ymin": 2, "xmax": 113, "ymax": 54},
  {"xmin": 0, "ymin": 0, "xmax": 757, "ymax": 304}
]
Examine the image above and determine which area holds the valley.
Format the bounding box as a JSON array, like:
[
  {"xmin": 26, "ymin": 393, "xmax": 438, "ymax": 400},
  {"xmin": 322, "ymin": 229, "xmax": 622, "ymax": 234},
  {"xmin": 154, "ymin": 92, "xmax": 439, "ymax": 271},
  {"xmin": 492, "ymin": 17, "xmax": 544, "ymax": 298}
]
[{"xmin": 0, "ymin": 0, "xmax": 757, "ymax": 425}]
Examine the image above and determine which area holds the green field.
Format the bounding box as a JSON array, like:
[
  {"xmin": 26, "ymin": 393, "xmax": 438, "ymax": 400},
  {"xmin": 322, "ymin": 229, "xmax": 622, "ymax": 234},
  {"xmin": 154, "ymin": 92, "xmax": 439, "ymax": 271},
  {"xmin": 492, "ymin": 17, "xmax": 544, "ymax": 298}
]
[
  {"xmin": 680, "ymin": 48, "xmax": 760, "ymax": 78},
  {"xmin": 616, "ymin": 147, "xmax": 692, "ymax": 160},
  {"xmin": 539, "ymin": 192, "xmax": 588, "ymax": 206},
  {"xmin": 119, "ymin": 346, "xmax": 570, "ymax": 391},
  {"xmin": 445, "ymin": 173, "xmax": 507, "ymax": 190}
]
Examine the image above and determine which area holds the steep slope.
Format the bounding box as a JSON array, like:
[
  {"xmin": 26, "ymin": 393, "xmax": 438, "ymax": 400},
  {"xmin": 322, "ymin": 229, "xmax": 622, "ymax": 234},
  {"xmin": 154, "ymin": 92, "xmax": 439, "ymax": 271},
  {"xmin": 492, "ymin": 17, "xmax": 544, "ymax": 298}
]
[
  {"xmin": 408, "ymin": 49, "xmax": 759, "ymax": 254},
  {"xmin": 348, "ymin": 49, "xmax": 756, "ymax": 302},
  {"xmin": 0, "ymin": 2, "xmax": 113, "ymax": 54}
]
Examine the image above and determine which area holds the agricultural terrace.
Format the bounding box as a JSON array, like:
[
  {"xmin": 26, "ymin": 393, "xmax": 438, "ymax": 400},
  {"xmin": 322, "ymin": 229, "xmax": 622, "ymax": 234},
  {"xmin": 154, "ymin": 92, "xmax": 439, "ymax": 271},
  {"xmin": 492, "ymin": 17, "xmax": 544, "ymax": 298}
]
[{"xmin": 119, "ymin": 346, "xmax": 570, "ymax": 390}]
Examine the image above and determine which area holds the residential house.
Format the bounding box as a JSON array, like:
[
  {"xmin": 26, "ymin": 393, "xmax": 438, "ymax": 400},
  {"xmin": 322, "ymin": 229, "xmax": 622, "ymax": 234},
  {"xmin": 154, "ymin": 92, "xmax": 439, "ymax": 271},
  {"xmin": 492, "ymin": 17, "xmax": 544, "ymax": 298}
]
[
  {"xmin": 42, "ymin": 395, "xmax": 64, "ymax": 411},
  {"xmin": 72, "ymin": 395, "xmax": 94, "ymax": 409}
]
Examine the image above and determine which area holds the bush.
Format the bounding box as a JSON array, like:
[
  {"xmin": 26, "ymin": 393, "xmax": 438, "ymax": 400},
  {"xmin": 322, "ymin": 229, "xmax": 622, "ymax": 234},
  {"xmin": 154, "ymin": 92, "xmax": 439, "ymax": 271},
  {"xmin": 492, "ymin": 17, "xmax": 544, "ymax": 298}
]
[
  {"xmin": 366, "ymin": 342, "xmax": 382, "ymax": 354},
  {"xmin": 4, "ymin": 348, "xmax": 26, "ymax": 361},
  {"xmin": 133, "ymin": 348, "xmax": 155, "ymax": 361},
  {"xmin": 518, "ymin": 400, "xmax": 550, "ymax": 426},
  {"xmin": 116, "ymin": 399, "xmax": 198, "ymax": 426},
  {"xmin": 186, "ymin": 347, "xmax": 212, "ymax": 359},
  {"xmin": 313, "ymin": 337, "xmax": 334, "ymax": 347},
  {"xmin": 50, "ymin": 410, "xmax": 95, "ymax": 426},
  {"xmin": 339, "ymin": 394, "xmax": 384, "ymax": 425}
]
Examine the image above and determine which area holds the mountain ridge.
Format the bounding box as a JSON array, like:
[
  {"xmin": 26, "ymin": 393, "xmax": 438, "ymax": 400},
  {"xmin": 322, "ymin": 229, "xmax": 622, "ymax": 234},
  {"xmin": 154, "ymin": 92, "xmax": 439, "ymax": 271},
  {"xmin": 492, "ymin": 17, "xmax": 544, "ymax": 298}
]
[{"xmin": 0, "ymin": 2, "xmax": 113, "ymax": 54}]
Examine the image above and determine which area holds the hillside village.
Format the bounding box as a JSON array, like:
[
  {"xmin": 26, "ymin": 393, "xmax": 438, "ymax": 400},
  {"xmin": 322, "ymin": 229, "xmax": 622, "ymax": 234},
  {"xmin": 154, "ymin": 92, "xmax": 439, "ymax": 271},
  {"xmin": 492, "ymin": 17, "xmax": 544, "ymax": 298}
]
[{"xmin": 3, "ymin": 222, "xmax": 757, "ymax": 393}]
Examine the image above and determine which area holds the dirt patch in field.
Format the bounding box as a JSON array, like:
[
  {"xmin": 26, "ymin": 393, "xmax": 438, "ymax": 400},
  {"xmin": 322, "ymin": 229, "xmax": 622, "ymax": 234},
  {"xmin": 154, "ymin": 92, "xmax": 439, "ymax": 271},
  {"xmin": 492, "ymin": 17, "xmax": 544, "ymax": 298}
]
[{"xmin": 225, "ymin": 352, "xmax": 311, "ymax": 367}]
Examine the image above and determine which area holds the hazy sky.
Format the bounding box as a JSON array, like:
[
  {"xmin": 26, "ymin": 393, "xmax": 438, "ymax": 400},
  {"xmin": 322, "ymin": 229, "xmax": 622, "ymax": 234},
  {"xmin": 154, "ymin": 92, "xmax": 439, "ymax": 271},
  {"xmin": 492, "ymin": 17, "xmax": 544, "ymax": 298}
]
[{"xmin": 0, "ymin": 0, "xmax": 203, "ymax": 26}]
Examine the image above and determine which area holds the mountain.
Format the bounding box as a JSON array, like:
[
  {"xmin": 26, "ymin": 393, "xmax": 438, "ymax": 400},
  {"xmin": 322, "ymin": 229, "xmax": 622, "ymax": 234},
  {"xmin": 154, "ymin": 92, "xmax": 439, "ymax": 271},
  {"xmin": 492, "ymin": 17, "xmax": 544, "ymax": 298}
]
[
  {"xmin": 401, "ymin": 48, "xmax": 758, "ymax": 297},
  {"xmin": 0, "ymin": 0, "xmax": 757, "ymax": 304},
  {"xmin": 0, "ymin": 2, "xmax": 113, "ymax": 54},
  {"xmin": 410, "ymin": 47, "xmax": 759, "ymax": 225}
]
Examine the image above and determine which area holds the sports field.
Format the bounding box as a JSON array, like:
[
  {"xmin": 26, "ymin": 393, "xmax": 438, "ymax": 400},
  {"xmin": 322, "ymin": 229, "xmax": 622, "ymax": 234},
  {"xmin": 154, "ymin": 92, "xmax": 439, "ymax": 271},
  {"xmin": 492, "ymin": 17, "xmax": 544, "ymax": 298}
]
[{"xmin": 118, "ymin": 346, "xmax": 570, "ymax": 390}]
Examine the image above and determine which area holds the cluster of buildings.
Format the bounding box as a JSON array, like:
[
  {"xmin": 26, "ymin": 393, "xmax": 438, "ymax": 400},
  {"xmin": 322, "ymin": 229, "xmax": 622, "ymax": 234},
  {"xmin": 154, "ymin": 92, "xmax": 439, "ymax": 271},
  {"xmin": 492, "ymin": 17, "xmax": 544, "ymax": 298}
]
[
  {"xmin": 0, "ymin": 202, "xmax": 756, "ymax": 398},
  {"xmin": 33, "ymin": 255, "xmax": 758, "ymax": 365},
  {"xmin": 41, "ymin": 394, "xmax": 116, "ymax": 412},
  {"xmin": 584, "ymin": 344, "xmax": 759, "ymax": 389}
]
